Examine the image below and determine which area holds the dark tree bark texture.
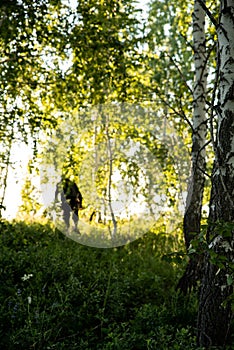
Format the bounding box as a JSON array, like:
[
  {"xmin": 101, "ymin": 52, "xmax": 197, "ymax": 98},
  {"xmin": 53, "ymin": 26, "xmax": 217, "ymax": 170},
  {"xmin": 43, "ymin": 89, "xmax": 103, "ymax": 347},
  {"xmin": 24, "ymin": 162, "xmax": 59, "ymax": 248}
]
[{"xmin": 197, "ymin": 0, "xmax": 234, "ymax": 347}]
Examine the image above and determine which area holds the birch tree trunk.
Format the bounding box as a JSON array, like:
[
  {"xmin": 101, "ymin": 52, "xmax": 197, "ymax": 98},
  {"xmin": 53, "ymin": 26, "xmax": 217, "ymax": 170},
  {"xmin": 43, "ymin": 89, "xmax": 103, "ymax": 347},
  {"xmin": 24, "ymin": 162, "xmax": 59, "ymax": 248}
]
[
  {"xmin": 105, "ymin": 118, "xmax": 117, "ymax": 239},
  {"xmin": 177, "ymin": 0, "xmax": 207, "ymax": 293},
  {"xmin": 197, "ymin": 0, "xmax": 234, "ymax": 346}
]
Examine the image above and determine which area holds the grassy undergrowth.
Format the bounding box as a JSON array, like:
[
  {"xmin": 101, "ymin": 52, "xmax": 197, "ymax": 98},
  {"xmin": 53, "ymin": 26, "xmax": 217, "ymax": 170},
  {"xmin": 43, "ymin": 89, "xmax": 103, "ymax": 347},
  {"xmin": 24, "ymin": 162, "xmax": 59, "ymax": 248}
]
[{"xmin": 0, "ymin": 220, "xmax": 224, "ymax": 349}]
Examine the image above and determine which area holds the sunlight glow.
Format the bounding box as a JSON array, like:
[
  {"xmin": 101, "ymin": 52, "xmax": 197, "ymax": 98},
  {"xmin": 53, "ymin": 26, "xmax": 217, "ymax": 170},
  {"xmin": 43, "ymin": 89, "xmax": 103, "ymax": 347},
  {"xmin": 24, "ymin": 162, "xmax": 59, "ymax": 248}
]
[{"xmin": 3, "ymin": 0, "xmax": 150, "ymax": 220}]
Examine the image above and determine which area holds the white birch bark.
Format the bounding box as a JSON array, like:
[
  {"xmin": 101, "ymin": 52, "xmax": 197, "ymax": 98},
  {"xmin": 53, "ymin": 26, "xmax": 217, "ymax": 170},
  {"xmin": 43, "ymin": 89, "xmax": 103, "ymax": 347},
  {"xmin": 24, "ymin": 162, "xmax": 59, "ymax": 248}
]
[
  {"xmin": 198, "ymin": 0, "xmax": 234, "ymax": 346},
  {"xmin": 177, "ymin": 0, "xmax": 208, "ymax": 293},
  {"xmin": 184, "ymin": 0, "xmax": 208, "ymax": 248}
]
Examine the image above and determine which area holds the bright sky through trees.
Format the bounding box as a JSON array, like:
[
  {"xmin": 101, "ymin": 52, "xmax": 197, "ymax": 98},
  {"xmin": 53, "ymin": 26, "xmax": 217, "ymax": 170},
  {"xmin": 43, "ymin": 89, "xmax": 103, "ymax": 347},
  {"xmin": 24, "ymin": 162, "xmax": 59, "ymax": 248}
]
[{"xmin": 2, "ymin": 0, "xmax": 150, "ymax": 220}]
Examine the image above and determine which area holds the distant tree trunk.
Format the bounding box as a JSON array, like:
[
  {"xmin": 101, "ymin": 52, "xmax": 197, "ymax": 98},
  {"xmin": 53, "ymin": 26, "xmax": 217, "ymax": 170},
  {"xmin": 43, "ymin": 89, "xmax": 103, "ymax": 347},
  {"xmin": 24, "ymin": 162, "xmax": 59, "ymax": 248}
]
[
  {"xmin": 0, "ymin": 115, "xmax": 14, "ymax": 219},
  {"xmin": 177, "ymin": 0, "xmax": 207, "ymax": 293},
  {"xmin": 197, "ymin": 0, "xmax": 234, "ymax": 346},
  {"xmin": 105, "ymin": 118, "xmax": 117, "ymax": 239}
]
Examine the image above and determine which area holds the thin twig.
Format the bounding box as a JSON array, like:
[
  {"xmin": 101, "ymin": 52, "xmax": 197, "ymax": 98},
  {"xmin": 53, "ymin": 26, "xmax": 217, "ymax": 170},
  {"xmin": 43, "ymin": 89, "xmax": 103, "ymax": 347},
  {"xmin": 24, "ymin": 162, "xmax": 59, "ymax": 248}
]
[
  {"xmin": 165, "ymin": 53, "xmax": 193, "ymax": 95},
  {"xmin": 155, "ymin": 87, "xmax": 194, "ymax": 132},
  {"xmin": 197, "ymin": 0, "xmax": 218, "ymax": 28}
]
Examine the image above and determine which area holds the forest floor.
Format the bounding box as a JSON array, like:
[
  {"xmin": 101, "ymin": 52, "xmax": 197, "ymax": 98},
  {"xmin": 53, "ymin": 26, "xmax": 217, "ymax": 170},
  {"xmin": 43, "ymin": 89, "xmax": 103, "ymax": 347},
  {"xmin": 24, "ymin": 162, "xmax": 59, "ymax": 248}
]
[{"xmin": 0, "ymin": 220, "xmax": 232, "ymax": 349}]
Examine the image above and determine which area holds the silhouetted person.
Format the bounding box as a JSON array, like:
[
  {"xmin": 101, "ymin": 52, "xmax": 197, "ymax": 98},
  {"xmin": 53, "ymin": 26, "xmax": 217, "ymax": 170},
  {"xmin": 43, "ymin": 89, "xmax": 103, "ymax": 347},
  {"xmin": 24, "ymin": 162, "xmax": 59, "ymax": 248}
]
[{"xmin": 55, "ymin": 177, "xmax": 83, "ymax": 233}]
